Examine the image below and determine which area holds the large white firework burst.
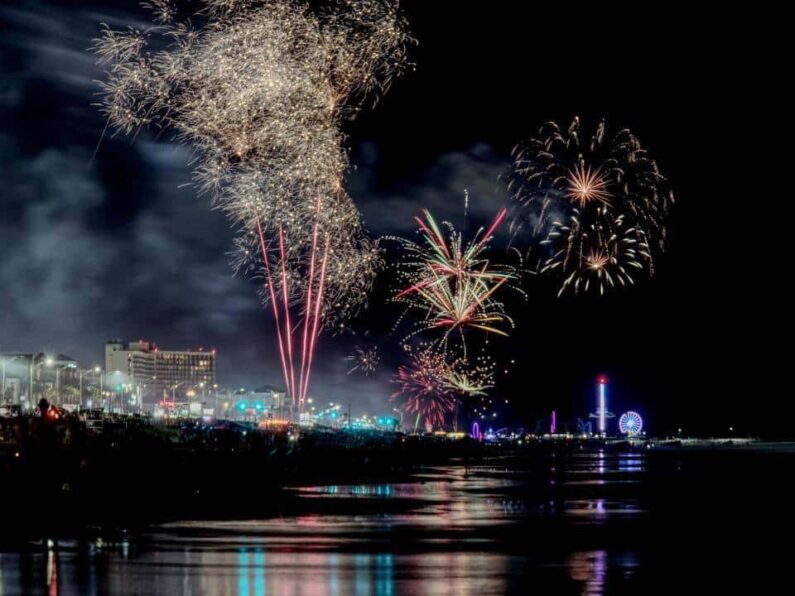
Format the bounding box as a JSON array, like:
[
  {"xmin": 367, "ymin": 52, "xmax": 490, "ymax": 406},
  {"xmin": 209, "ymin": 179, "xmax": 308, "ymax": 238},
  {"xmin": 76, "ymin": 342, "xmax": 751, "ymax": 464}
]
[{"xmin": 94, "ymin": 0, "xmax": 412, "ymax": 326}]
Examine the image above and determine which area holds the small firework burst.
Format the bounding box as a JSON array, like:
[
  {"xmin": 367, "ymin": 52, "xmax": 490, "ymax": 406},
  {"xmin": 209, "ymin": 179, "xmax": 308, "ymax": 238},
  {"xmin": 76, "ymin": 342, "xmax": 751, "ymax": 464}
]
[
  {"xmin": 443, "ymin": 350, "xmax": 495, "ymax": 396},
  {"xmin": 585, "ymin": 248, "xmax": 611, "ymax": 271},
  {"xmin": 390, "ymin": 345, "xmax": 496, "ymax": 430},
  {"xmin": 345, "ymin": 345, "xmax": 380, "ymax": 376},
  {"xmin": 390, "ymin": 347, "xmax": 457, "ymax": 430}
]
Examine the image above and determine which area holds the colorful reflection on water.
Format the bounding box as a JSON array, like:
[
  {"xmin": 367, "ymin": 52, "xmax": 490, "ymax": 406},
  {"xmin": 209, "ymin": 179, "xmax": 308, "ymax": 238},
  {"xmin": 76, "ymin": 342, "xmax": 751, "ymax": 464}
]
[{"xmin": 1, "ymin": 452, "xmax": 653, "ymax": 595}]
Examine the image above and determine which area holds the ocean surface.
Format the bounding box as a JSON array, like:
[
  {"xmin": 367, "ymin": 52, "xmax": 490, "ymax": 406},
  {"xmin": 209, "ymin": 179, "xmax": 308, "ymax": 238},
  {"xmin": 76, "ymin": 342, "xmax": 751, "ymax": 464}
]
[{"xmin": 1, "ymin": 447, "xmax": 791, "ymax": 595}]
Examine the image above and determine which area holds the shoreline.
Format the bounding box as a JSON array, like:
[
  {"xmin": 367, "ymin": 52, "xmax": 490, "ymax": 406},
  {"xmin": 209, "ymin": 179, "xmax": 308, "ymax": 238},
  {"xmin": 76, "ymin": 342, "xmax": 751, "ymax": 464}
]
[{"xmin": 4, "ymin": 413, "xmax": 795, "ymax": 545}]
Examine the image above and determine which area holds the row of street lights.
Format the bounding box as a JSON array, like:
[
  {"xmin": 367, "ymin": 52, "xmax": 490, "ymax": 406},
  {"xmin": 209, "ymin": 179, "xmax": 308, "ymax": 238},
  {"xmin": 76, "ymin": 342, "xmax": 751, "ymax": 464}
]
[
  {"xmin": 1, "ymin": 354, "xmax": 105, "ymax": 410},
  {"xmin": 2, "ymin": 354, "xmax": 222, "ymax": 415},
  {"xmin": 2, "ymin": 355, "xmax": 244, "ymax": 420}
]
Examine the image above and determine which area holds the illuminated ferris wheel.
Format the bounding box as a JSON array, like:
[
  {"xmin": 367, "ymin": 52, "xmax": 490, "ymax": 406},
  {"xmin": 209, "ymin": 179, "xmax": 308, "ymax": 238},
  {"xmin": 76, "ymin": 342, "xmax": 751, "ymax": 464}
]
[{"xmin": 618, "ymin": 411, "xmax": 643, "ymax": 436}]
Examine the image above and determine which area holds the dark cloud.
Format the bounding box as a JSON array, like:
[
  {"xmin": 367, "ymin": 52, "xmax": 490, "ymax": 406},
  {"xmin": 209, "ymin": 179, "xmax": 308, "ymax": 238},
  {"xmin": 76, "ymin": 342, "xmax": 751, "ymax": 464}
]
[
  {"xmin": 352, "ymin": 142, "xmax": 510, "ymax": 236},
  {"xmin": 0, "ymin": 1, "xmax": 271, "ymax": 391}
]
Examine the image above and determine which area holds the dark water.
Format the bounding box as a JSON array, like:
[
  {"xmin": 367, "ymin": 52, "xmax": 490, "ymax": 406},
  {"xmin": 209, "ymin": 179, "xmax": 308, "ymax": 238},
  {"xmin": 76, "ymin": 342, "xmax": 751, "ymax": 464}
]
[{"xmin": 1, "ymin": 449, "xmax": 791, "ymax": 594}]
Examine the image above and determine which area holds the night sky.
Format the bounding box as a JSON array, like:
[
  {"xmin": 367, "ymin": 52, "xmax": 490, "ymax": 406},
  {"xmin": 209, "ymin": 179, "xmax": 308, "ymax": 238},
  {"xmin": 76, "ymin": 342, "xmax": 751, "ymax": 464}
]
[{"xmin": 0, "ymin": 2, "xmax": 777, "ymax": 434}]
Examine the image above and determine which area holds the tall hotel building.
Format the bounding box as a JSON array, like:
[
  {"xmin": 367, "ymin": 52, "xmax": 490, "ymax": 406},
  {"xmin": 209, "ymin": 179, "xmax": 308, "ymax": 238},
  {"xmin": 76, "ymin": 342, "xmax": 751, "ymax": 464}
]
[{"xmin": 105, "ymin": 340, "xmax": 216, "ymax": 403}]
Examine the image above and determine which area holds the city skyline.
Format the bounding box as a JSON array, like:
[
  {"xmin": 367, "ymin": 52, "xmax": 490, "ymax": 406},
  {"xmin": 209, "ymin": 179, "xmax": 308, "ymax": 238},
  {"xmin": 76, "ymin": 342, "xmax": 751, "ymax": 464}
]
[{"xmin": 0, "ymin": 0, "xmax": 774, "ymax": 435}]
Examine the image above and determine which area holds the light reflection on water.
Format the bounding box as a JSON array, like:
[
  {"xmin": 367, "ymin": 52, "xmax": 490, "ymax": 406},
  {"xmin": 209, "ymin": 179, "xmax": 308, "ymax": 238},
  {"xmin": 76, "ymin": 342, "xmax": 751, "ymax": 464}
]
[
  {"xmin": 1, "ymin": 452, "xmax": 648, "ymax": 595},
  {"xmin": 569, "ymin": 550, "xmax": 607, "ymax": 596},
  {"xmin": 0, "ymin": 549, "xmax": 518, "ymax": 596}
]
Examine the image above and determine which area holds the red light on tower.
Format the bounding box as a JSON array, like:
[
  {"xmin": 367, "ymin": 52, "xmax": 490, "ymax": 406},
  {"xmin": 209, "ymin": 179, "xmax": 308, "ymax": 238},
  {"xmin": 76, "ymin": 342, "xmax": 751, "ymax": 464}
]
[{"xmin": 597, "ymin": 375, "xmax": 609, "ymax": 385}]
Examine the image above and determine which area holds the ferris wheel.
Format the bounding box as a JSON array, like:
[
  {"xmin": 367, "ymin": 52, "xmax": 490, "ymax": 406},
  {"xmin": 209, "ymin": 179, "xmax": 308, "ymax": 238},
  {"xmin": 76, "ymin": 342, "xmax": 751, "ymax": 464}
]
[{"xmin": 618, "ymin": 411, "xmax": 643, "ymax": 436}]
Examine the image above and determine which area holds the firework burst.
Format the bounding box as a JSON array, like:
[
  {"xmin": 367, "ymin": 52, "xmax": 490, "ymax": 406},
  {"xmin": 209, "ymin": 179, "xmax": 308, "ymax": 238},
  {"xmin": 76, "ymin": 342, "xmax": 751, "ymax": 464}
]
[
  {"xmin": 565, "ymin": 163, "xmax": 612, "ymax": 208},
  {"xmin": 345, "ymin": 345, "xmax": 380, "ymax": 376},
  {"xmin": 509, "ymin": 117, "xmax": 673, "ymax": 294},
  {"xmin": 390, "ymin": 206, "xmax": 522, "ymax": 350},
  {"xmin": 391, "ymin": 348, "xmax": 456, "ymax": 431},
  {"xmin": 541, "ymin": 208, "xmax": 650, "ymax": 296},
  {"xmin": 390, "ymin": 345, "xmax": 493, "ymax": 430},
  {"xmin": 443, "ymin": 350, "xmax": 495, "ymax": 397},
  {"xmin": 94, "ymin": 0, "xmax": 412, "ymax": 411}
]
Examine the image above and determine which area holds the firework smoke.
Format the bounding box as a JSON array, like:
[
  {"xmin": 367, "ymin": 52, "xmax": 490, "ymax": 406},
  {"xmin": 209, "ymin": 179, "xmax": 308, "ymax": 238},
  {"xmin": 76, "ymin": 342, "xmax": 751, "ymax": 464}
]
[{"xmin": 94, "ymin": 0, "xmax": 412, "ymax": 410}]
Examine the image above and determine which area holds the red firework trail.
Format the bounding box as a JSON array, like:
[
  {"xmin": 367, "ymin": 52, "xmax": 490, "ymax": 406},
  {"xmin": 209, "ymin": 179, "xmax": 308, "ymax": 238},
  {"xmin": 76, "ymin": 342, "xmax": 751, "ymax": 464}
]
[
  {"xmin": 278, "ymin": 225, "xmax": 297, "ymax": 400},
  {"xmin": 302, "ymin": 235, "xmax": 330, "ymax": 407},
  {"xmin": 255, "ymin": 205, "xmax": 330, "ymax": 415},
  {"xmin": 478, "ymin": 208, "xmax": 507, "ymax": 250},
  {"xmin": 298, "ymin": 217, "xmax": 319, "ymax": 409},
  {"xmin": 256, "ymin": 220, "xmax": 291, "ymax": 400}
]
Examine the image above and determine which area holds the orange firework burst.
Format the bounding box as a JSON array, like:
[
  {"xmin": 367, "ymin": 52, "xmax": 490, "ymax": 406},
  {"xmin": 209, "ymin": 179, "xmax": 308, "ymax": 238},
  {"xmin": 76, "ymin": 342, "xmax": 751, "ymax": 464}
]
[
  {"xmin": 566, "ymin": 163, "xmax": 612, "ymax": 207},
  {"xmin": 585, "ymin": 247, "xmax": 610, "ymax": 270}
]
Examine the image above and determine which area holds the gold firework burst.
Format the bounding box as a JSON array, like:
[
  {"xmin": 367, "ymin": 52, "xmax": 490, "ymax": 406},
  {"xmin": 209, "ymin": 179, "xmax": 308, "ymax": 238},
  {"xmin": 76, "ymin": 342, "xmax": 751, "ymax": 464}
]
[
  {"xmin": 565, "ymin": 163, "xmax": 612, "ymax": 207},
  {"xmin": 585, "ymin": 248, "xmax": 611, "ymax": 270}
]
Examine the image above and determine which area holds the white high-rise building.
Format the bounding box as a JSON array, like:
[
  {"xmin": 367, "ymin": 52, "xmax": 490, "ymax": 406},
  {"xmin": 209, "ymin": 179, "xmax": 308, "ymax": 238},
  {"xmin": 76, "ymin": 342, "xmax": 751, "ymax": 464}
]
[{"xmin": 105, "ymin": 340, "xmax": 216, "ymax": 404}]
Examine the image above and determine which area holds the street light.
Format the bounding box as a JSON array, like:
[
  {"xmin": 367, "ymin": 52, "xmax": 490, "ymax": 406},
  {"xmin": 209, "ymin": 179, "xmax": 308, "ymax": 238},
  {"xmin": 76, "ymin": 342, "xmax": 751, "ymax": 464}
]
[
  {"xmin": 1, "ymin": 355, "xmax": 24, "ymax": 405},
  {"xmin": 165, "ymin": 381, "xmax": 191, "ymax": 417},
  {"xmin": 104, "ymin": 370, "xmax": 128, "ymax": 414},
  {"xmin": 77, "ymin": 367, "xmax": 104, "ymax": 411},
  {"xmin": 41, "ymin": 357, "xmax": 74, "ymax": 407},
  {"xmin": 170, "ymin": 381, "xmax": 184, "ymax": 403},
  {"xmin": 29, "ymin": 355, "xmax": 49, "ymax": 409},
  {"xmin": 186, "ymin": 381, "xmax": 206, "ymax": 401},
  {"xmin": 94, "ymin": 367, "xmax": 104, "ymax": 409}
]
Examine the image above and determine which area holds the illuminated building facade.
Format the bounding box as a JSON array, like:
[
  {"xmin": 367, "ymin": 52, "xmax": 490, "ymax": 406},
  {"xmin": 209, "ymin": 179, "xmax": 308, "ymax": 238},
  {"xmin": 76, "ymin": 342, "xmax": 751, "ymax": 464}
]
[{"xmin": 105, "ymin": 340, "xmax": 216, "ymax": 404}]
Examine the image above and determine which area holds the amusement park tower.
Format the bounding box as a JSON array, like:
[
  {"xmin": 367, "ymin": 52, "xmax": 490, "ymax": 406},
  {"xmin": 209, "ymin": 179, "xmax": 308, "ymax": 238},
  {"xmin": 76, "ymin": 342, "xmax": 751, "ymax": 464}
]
[
  {"xmin": 591, "ymin": 375, "xmax": 615, "ymax": 435},
  {"xmin": 597, "ymin": 375, "xmax": 607, "ymax": 433}
]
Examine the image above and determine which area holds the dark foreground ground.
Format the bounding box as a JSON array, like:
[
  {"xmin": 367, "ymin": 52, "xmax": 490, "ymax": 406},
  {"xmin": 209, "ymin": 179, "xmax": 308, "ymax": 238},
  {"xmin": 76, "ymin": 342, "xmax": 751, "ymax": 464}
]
[
  {"xmin": 1, "ymin": 418, "xmax": 463, "ymax": 539},
  {"xmin": 3, "ymin": 432, "xmax": 795, "ymax": 594}
]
